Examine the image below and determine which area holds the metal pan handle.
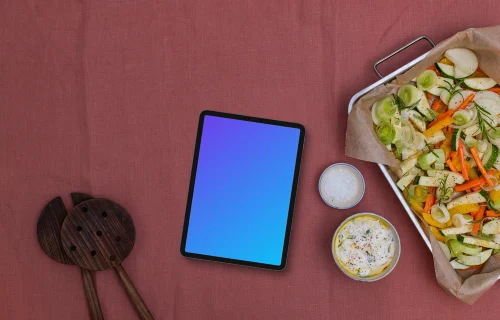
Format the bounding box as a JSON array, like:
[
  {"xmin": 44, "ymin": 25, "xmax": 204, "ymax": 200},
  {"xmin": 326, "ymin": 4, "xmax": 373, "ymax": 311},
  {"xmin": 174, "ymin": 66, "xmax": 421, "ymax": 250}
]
[{"xmin": 373, "ymin": 36, "xmax": 435, "ymax": 79}]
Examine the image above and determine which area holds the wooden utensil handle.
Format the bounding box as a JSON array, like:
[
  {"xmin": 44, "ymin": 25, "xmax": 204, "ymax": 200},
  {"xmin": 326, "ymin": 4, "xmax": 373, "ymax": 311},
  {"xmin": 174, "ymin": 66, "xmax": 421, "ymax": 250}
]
[
  {"xmin": 81, "ymin": 268, "xmax": 104, "ymax": 320},
  {"xmin": 114, "ymin": 264, "xmax": 154, "ymax": 320}
]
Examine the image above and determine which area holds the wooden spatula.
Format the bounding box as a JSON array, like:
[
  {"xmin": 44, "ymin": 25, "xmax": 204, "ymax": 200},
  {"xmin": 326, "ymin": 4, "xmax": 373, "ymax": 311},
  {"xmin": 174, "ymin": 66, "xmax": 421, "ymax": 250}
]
[
  {"xmin": 60, "ymin": 198, "xmax": 154, "ymax": 320},
  {"xmin": 37, "ymin": 195, "xmax": 104, "ymax": 320}
]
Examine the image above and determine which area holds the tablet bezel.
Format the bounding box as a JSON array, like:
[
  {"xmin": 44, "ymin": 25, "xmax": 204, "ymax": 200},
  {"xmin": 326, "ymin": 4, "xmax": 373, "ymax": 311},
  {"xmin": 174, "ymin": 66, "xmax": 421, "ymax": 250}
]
[{"xmin": 180, "ymin": 110, "xmax": 305, "ymax": 270}]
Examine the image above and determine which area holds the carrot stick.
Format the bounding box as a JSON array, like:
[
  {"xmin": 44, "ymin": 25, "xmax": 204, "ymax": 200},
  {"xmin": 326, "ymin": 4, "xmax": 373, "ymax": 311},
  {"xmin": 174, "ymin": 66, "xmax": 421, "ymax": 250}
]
[
  {"xmin": 486, "ymin": 210, "xmax": 500, "ymax": 217},
  {"xmin": 450, "ymin": 151, "xmax": 458, "ymax": 158},
  {"xmin": 458, "ymin": 141, "xmax": 469, "ymax": 181},
  {"xmin": 456, "ymin": 94, "xmax": 475, "ymax": 112},
  {"xmin": 470, "ymin": 147, "xmax": 493, "ymax": 186},
  {"xmin": 446, "ymin": 159, "xmax": 459, "ymax": 173},
  {"xmin": 471, "ymin": 186, "xmax": 482, "ymax": 192},
  {"xmin": 471, "ymin": 210, "xmax": 478, "ymax": 219},
  {"xmin": 427, "ymin": 66, "xmax": 437, "ymax": 71},
  {"xmin": 454, "ymin": 177, "xmax": 485, "ymax": 192},
  {"xmin": 429, "ymin": 94, "xmax": 475, "ymax": 127},
  {"xmin": 431, "ymin": 99, "xmax": 442, "ymax": 111},
  {"xmin": 488, "ymin": 88, "xmax": 500, "ymax": 94},
  {"xmin": 424, "ymin": 194, "xmax": 435, "ymax": 214},
  {"xmin": 472, "ymin": 206, "xmax": 485, "ymax": 234}
]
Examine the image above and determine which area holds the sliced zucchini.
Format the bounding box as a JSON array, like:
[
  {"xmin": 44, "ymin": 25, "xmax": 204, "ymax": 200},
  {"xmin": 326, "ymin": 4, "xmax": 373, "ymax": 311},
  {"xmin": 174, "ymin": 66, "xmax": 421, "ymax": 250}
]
[
  {"xmin": 457, "ymin": 249, "xmax": 492, "ymax": 266},
  {"xmin": 417, "ymin": 152, "xmax": 438, "ymax": 170},
  {"xmin": 458, "ymin": 235, "xmax": 500, "ymax": 249},
  {"xmin": 427, "ymin": 170, "xmax": 465, "ymax": 184},
  {"xmin": 407, "ymin": 110, "xmax": 427, "ymax": 132},
  {"xmin": 441, "ymin": 225, "xmax": 473, "ymax": 236},
  {"xmin": 464, "ymin": 78, "xmax": 497, "ymax": 91},
  {"xmin": 451, "ymin": 128, "xmax": 461, "ymax": 152},
  {"xmin": 482, "ymin": 220, "xmax": 500, "ymax": 235},
  {"xmin": 444, "ymin": 48, "xmax": 478, "ymax": 79},
  {"xmin": 446, "ymin": 191, "xmax": 487, "ymax": 210},
  {"xmin": 396, "ymin": 167, "xmax": 421, "ymax": 191},
  {"xmin": 474, "ymin": 98, "xmax": 500, "ymax": 126},
  {"xmin": 475, "ymin": 90, "xmax": 500, "ymax": 105},
  {"xmin": 440, "ymin": 86, "xmax": 455, "ymax": 105},
  {"xmin": 436, "ymin": 62, "xmax": 455, "ymax": 78},
  {"xmin": 484, "ymin": 144, "xmax": 498, "ymax": 170},
  {"xmin": 450, "ymin": 259, "xmax": 470, "ymax": 270}
]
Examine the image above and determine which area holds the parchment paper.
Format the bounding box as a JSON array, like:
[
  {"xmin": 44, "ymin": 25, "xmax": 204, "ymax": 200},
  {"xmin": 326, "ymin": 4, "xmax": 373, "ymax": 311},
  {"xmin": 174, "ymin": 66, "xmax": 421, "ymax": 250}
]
[{"xmin": 345, "ymin": 26, "xmax": 500, "ymax": 304}]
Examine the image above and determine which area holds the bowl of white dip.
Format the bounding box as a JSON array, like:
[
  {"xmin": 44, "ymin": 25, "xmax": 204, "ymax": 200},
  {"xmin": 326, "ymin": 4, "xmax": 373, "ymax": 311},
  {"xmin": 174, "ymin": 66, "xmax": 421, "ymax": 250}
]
[
  {"xmin": 318, "ymin": 163, "xmax": 365, "ymax": 209},
  {"xmin": 332, "ymin": 213, "xmax": 400, "ymax": 282}
]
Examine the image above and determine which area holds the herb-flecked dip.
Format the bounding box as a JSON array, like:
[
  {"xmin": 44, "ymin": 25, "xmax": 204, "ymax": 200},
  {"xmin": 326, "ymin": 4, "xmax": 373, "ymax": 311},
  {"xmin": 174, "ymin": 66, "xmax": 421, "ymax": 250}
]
[{"xmin": 334, "ymin": 215, "xmax": 395, "ymax": 277}]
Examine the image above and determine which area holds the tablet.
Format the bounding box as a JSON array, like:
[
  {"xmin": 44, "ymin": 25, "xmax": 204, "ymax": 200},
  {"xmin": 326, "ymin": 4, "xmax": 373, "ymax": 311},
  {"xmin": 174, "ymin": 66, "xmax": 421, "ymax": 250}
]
[{"xmin": 181, "ymin": 110, "xmax": 305, "ymax": 270}]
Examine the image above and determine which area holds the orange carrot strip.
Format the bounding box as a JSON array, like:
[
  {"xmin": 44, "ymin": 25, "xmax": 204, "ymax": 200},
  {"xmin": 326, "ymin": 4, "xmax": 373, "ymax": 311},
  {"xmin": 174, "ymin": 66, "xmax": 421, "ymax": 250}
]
[
  {"xmin": 470, "ymin": 147, "xmax": 493, "ymax": 186},
  {"xmin": 446, "ymin": 159, "xmax": 459, "ymax": 173},
  {"xmin": 450, "ymin": 151, "xmax": 458, "ymax": 158},
  {"xmin": 423, "ymin": 194, "xmax": 435, "ymax": 214},
  {"xmin": 454, "ymin": 178, "xmax": 485, "ymax": 192},
  {"xmin": 429, "ymin": 94, "xmax": 475, "ymax": 127},
  {"xmin": 488, "ymin": 88, "xmax": 500, "ymax": 94},
  {"xmin": 486, "ymin": 210, "xmax": 500, "ymax": 217},
  {"xmin": 471, "ymin": 186, "xmax": 482, "ymax": 192},
  {"xmin": 458, "ymin": 141, "xmax": 469, "ymax": 181},
  {"xmin": 457, "ymin": 94, "xmax": 475, "ymax": 111},
  {"xmin": 431, "ymin": 99, "xmax": 442, "ymax": 111},
  {"xmin": 472, "ymin": 206, "xmax": 486, "ymax": 234},
  {"xmin": 427, "ymin": 66, "xmax": 437, "ymax": 71}
]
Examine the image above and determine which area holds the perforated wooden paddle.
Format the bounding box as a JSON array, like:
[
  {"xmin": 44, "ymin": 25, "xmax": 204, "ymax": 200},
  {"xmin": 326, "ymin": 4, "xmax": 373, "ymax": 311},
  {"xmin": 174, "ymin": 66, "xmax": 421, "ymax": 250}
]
[
  {"xmin": 60, "ymin": 198, "xmax": 154, "ymax": 320},
  {"xmin": 37, "ymin": 195, "xmax": 104, "ymax": 320}
]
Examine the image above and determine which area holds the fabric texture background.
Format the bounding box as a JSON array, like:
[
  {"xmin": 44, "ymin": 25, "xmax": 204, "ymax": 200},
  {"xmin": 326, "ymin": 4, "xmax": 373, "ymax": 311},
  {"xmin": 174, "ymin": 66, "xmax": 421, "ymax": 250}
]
[{"xmin": 1, "ymin": 0, "xmax": 500, "ymax": 319}]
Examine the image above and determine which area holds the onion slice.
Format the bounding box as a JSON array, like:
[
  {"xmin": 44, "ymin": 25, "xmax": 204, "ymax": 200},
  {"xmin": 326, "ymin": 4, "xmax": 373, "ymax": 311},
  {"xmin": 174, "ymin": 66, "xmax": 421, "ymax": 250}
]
[
  {"xmin": 431, "ymin": 204, "xmax": 451, "ymax": 224},
  {"xmin": 482, "ymin": 175, "xmax": 499, "ymax": 192}
]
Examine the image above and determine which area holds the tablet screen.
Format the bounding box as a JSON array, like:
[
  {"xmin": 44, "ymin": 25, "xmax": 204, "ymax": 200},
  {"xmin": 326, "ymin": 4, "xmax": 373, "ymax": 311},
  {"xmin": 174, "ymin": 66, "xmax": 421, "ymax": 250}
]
[{"xmin": 181, "ymin": 111, "xmax": 304, "ymax": 270}]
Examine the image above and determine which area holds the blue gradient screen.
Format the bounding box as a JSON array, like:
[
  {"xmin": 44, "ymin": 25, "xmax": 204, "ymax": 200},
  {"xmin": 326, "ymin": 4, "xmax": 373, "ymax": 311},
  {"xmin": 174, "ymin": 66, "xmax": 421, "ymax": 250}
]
[{"xmin": 185, "ymin": 115, "xmax": 301, "ymax": 266}]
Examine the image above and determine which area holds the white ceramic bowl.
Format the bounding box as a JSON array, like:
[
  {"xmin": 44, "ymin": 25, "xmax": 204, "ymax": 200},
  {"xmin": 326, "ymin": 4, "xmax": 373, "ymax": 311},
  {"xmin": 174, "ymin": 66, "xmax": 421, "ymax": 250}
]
[
  {"xmin": 332, "ymin": 212, "xmax": 401, "ymax": 282},
  {"xmin": 318, "ymin": 163, "xmax": 365, "ymax": 209}
]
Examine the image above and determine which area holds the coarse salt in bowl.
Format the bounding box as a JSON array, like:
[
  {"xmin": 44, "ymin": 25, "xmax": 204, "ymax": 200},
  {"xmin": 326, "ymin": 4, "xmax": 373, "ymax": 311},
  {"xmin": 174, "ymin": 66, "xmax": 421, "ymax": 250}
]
[{"xmin": 318, "ymin": 163, "xmax": 365, "ymax": 209}]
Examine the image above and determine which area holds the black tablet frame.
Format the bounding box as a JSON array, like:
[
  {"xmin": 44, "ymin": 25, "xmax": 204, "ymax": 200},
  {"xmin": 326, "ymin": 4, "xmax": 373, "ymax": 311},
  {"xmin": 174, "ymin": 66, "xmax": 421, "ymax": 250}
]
[{"xmin": 180, "ymin": 110, "xmax": 305, "ymax": 270}]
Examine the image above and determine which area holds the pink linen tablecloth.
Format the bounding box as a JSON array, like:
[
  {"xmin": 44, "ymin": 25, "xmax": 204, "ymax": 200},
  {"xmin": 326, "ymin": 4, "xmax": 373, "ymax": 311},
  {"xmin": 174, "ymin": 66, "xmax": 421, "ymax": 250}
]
[{"xmin": 2, "ymin": 0, "xmax": 500, "ymax": 319}]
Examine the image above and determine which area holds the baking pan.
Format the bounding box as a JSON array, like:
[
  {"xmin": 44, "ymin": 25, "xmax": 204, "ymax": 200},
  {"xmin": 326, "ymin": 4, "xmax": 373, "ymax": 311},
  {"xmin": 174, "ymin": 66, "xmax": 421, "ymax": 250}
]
[{"xmin": 347, "ymin": 36, "xmax": 436, "ymax": 251}]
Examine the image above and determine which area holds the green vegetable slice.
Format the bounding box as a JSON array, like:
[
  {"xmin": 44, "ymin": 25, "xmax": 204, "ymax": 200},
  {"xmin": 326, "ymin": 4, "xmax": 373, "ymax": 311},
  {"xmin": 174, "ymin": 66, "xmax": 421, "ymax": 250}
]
[
  {"xmin": 416, "ymin": 70, "xmax": 438, "ymax": 91},
  {"xmin": 376, "ymin": 121, "xmax": 396, "ymax": 145}
]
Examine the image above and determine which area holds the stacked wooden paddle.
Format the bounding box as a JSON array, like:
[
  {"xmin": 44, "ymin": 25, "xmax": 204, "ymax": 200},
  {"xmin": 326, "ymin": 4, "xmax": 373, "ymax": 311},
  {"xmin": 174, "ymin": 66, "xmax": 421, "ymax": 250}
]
[{"xmin": 37, "ymin": 193, "xmax": 154, "ymax": 320}]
